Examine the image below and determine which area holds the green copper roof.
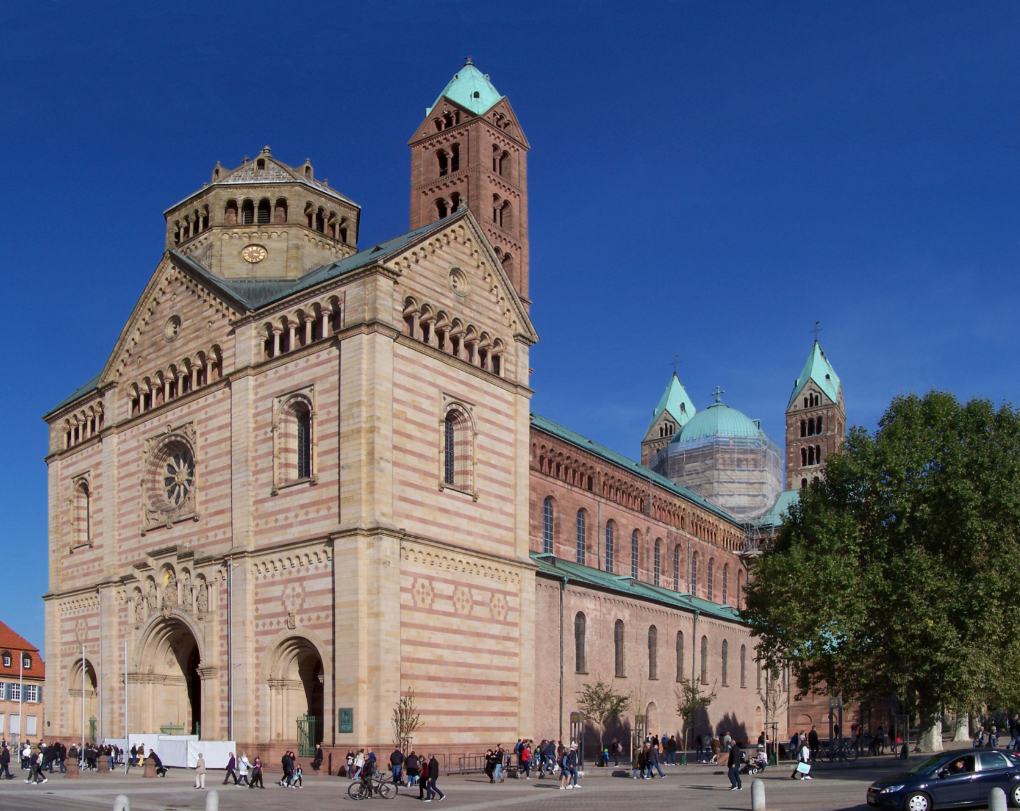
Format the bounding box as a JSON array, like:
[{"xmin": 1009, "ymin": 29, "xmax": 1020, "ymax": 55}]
[
  {"xmin": 531, "ymin": 412, "xmax": 739, "ymax": 525},
  {"xmin": 788, "ymin": 340, "xmax": 841, "ymax": 409},
  {"xmin": 756, "ymin": 489, "xmax": 800, "ymax": 528},
  {"xmin": 531, "ymin": 553, "xmax": 744, "ymax": 619},
  {"xmin": 671, "ymin": 394, "xmax": 763, "ymax": 443},
  {"xmin": 43, "ymin": 374, "xmax": 101, "ymax": 418},
  {"xmin": 427, "ymin": 60, "xmax": 504, "ymax": 116},
  {"xmin": 647, "ymin": 373, "xmax": 697, "ymax": 432}
]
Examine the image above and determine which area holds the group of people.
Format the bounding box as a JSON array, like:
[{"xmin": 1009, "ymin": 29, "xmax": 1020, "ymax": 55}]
[
  {"xmin": 478, "ymin": 740, "xmax": 580, "ymax": 789},
  {"xmin": 974, "ymin": 716, "xmax": 1020, "ymax": 749}
]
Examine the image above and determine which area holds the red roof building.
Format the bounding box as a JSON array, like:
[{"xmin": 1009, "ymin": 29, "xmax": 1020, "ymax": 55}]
[{"xmin": 0, "ymin": 621, "xmax": 45, "ymax": 741}]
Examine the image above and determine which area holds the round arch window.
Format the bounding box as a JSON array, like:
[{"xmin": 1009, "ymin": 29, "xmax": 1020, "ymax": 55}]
[{"xmin": 147, "ymin": 437, "xmax": 196, "ymax": 518}]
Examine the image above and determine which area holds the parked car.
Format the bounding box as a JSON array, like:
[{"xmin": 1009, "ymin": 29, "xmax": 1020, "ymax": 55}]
[{"xmin": 867, "ymin": 750, "xmax": 1020, "ymax": 811}]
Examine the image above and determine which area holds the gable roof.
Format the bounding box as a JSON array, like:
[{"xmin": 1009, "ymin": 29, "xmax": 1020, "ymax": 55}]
[
  {"xmin": 0, "ymin": 620, "xmax": 44, "ymax": 679},
  {"xmin": 531, "ymin": 553, "xmax": 743, "ymax": 623},
  {"xmin": 428, "ymin": 60, "xmax": 504, "ymax": 116},
  {"xmin": 756, "ymin": 489, "xmax": 801, "ymax": 529},
  {"xmin": 647, "ymin": 373, "xmax": 697, "ymax": 433},
  {"xmin": 788, "ymin": 340, "xmax": 841, "ymax": 409},
  {"xmin": 44, "ymin": 374, "xmax": 101, "ymax": 419},
  {"xmin": 531, "ymin": 412, "xmax": 740, "ymax": 526}
]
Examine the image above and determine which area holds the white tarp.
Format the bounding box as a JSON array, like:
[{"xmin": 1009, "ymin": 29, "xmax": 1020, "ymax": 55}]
[{"xmin": 125, "ymin": 734, "xmax": 234, "ymax": 769}]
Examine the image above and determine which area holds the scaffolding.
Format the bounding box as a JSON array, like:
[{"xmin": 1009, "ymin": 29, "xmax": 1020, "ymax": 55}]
[{"xmin": 650, "ymin": 431, "xmax": 783, "ymax": 523}]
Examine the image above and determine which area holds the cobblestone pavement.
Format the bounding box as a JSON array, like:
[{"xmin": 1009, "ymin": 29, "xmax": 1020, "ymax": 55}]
[{"xmin": 0, "ymin": 760, "xmax": 912, "ymax": 811}]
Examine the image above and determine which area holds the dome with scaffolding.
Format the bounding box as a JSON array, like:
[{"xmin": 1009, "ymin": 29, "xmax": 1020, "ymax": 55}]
[{"xmin": 649, "ymin": 389, "xmax": 783, "ymax": 523}]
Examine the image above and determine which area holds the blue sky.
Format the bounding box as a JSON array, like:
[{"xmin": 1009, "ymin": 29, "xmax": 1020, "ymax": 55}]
[{"xmin": 3, "ymin": 1, "xmax": 1018, "ymax": 649}]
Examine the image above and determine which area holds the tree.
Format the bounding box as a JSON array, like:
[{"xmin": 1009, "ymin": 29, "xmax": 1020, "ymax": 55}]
[
  {"xmin": 757, "ymin": 661, "xmax": 789, "ymax": 758},
  {"xmin": 576, "ymin": 678, "xmax": 630, "ymax": 753},
  {"xmin": 674, "ymin": 676, "xmax": 715, "ymax": 755},
  {"xmin": 392, "ymin": 688, "xmax": 422, "ymax": 752},
  {"xmin": 743, "ymin": 391, "xmax": 1020, "ymax": 751}
]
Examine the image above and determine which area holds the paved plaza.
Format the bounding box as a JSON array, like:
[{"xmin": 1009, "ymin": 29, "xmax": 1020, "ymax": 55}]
[{"xmin": 0, "ymin": 759, "xmax": 918, "ymax": 811}]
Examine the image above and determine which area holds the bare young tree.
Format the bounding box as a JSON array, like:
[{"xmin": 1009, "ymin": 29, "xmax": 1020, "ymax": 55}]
[
  {"xmin": 675, "ymin": 676, "xmax": 716, "ymax": 756},
  {"xmin": 392, "ymin": 688, "xmax": 422, "ymax": 753},
  {"xmin": 757, "ymin": 661, "xmax": 789, "ymax": 759}
]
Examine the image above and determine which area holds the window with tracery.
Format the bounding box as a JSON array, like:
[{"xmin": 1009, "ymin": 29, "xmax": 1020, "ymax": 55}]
[
  {"xmin": 575, "ymin": 510, "xmax": 586, "ymax": 565},
  {"xmin": 442, "ymin": 405, "xmax": 472, "ymax": 492}
]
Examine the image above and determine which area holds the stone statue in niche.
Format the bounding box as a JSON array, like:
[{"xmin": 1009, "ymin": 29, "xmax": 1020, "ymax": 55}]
[
  {"xmin": 196, "ymin": 583, "xmax": 208, "ymax": 617},
  {"xmin": 182, "ymin": 572, "xmax": 192, "ymax": 612},
  {"xmin": 162, "ymin": 572, "xmax": 178, "ymax": 610},
  {"xmin": 146, "ymin": 580, "xmax": 158, "ymax": 614},
  {"xmin": 135, "ymin": 595, "xmax": 145, "ymax": 626}
]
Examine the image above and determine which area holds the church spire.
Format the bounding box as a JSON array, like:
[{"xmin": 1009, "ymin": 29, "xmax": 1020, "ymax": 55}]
[
  {"xmin": 785, "ymin": 338, "xmax": 845, "ymax": 490},
  {"xmin": 640, "ymin": 372, "xmax": 698, "ymax": 465},
  {"xmin": 409, "ymin": 62, "xmax": 531, "ymax": 305}
]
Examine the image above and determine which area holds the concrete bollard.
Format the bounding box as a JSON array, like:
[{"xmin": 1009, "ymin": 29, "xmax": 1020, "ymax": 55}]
[
  {"xmin": 989, "ymin": 787, "xmax": 1007, "ymax": 811},
  {"xmin": 205, "ymin": 789, "xmax": 219, "ymax": 811},
  {"xmin": 113, "ymin": 795, "xmax": 130, "ymax": 811},
  {"xmin": 751, "ymin": 778, "xmax": 766, "ymax": 811}
]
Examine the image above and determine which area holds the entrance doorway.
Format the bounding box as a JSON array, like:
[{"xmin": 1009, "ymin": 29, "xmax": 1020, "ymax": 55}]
[
  {"xmin": 67, "ymin": 658, "xmax": 98, "ymax": 740},
  {"xmin": 141, "ymin": 618, "xmax": 203, "ymax": 737},
  {"xmin": 269, "ymin": 636, "xmax": 324, "ymax": 752}
]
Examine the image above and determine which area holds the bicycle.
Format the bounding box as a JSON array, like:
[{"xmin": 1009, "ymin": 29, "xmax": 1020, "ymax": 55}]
[
  {"xmin": 347, "ymin": 772, "xmax": 397, "ymax": 800},
  {"xmin": 819, "ymin": 738, "xmax": 859, "ymax": 763}
]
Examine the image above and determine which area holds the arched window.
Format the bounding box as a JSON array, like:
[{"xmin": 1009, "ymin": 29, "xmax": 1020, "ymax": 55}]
[
  {"xmin": 631, "ymin": 530, "xmax": 640, "ymax": 579},
  {"xmin": 450, "ymin": 143, "xmax": 460, "ymax": 173},
  {"xmin": 274, "ymin": 198, "xmax": 288, "ymax": 223},
  {"xmin": 707, "ymin": 558, "xmax": 714, "ymax": 601},
  {"xmin": 241, "ymin": 199, "xmax": 254, "ymax": 225},
  {"xmin": 437, "ymin": 150, "xmax": 449, "ymax": 176},
  {"xmin": 575, "ymin": 510, "xmax": 586, "ymax": 565},
  {"xmin": 740, "ymin": 644, "xmax": 747, "ymax": 688},
  {"xmin": 73, "ymin": 479, "xmax": 91, "ymax": 546},
  {"xmin": 605, "ymin": 521, "xmax": 615, "ymax": 573},
  {"xmin": 800, "ymin": 419, "xmax": 806, "ymax": 437},
  {"xmin": 756, "ymin": 657, "xmax": 761, "ymax": 689},
  {"xmin": 673, "ymin": 544, "xmax": 681, "ymax": 591},
  {"xmin": 224, "ymin": 199, "xmax": 238, "ymax": 225},
  {"xmin": 816, "ymin": 445, "xmax": 822, "ymax": 463},
  {"xmin": 675, "ymin": 631, "xmax": 685, "ymax": 682},
  {"xmin": 435, "ymin": 198, "xmax": 449, "ymax": 219},
  {"xmin": 443, "ymin": 407, "xmax": 471, "ymax": 490},
  {"xmin": 801, "ymin": 478, "xmax": 808, "ymax": 489},
  {"xmin": 721, "ymin": 640, "xmax": 729, "ymax": 686},
  {"xmin": 278, "ymin": 397, "xmax": 314, "ymax": 485},
  {"xmin": 648, "ymin": 626, "xmax": 658, "ymax": 680},
  {"xmin": 614, "ymin": 619, "xmax": 626, "ymax": 677},
  {"xmin": 700, "ymin": 635, "xmax": 708, "ymax": 684},
  {"xmin": 256, "ymin": 157, "xmax": 266, "ymax": 170},
  {"xmin": 444, "ymin": 415, "xmax": 455, "ymax": 486},
  {"xmin": 315, "ymin": 208, "xmax": 325, "ymax": 232},
  {"xmin": 542, "ymin": 497, "xmax": 554, "ymax": 554},
  {"xmin": 808, "ymin": 417, "xmax": 815, "ymax": 436},
  {"xmin": 653, "ymin": 539, "xmax": 661, "ymax": 587},
  {"xmin": 574, "ymin": 612, "xmax": 587, "ymax": 673},
  {"xmin": 817, "ymin": 416, "xmax": 823, "ymax": 433},
  {"xmin": 722, "ymin": 563, "xmax": 729, "ymax": 605},
  {"xmin": 691, "ymin": 552, "xmax": 698, "ymax": 596},
  {"xmin": 257, "ymin": 198, "xmax": 271, "ymax": 224}
]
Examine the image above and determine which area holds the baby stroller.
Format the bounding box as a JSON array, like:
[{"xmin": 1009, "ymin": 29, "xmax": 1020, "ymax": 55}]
[{"xmin": 742, "ymin": 750, "xmax": 768, "ymax": 775}]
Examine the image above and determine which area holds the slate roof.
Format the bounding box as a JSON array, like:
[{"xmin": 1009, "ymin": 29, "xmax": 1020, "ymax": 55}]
[
  {"xmin": 530, "ymin": 412, "xmax": 740, "ymax": 526},
  {"xmin": 531, "ymin": 553, "xmax": 743, "ymax": 623},
  {"xmin": 43, "ymin": 374, "xmax": 101, "ymax": 419},
  {"xmin": 647, "ymin": 373, "xmax": 697, "ymax": 433},
  {"xmin": 756, "ymin": 489, "xmax": 800, "ymax": 529},
  {"xmin": 788, "ymin": 340, "xmax": 841, "ymax": 409}
]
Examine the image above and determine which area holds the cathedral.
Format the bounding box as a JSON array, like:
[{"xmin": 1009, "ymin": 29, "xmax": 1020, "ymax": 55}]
[{"xmin": 43, "ymin": 61, "xmax": 845, "ymax": 759}]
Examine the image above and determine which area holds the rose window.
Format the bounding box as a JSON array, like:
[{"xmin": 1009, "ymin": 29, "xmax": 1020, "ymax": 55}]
[{"xmin": 163, "ymin": 447, "xmax": 194, "ymax": 507}]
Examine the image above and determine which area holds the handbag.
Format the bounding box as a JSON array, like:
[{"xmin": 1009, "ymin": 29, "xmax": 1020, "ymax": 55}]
[{"xmin": 796, "ymin": 761, "xmax": 811, "ymax": 775}]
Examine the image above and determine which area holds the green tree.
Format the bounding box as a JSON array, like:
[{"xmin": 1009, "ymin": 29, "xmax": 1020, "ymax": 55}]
[
  {"xmin": 576, "ymin": 679, "xmax": 630, "ymax": 753},
  {"xmin": 743, "ymin": 391, "xmax": 1020, "ymax": 751},
  {"xmin": 674, "ymin": 676, "xmax": 715, "ymax": 754}
]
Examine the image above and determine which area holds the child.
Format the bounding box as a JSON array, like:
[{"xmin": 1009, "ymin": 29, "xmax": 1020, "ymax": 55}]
[{"xmin": 292, "ymin": 765, "xmax": 303, "ymax": 787}]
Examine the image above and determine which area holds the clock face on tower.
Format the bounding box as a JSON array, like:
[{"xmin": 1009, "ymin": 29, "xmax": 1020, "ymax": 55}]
[{"xmin": 241, "ymin": 244, "xmax": 268, "ymax": 264}]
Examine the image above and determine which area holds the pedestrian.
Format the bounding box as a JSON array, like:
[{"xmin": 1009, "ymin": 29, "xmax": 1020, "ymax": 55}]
[
  {"xmin": 648, "ymin": 741, "xmax": 665, "ymax": 778},
  {"xmin": 424, "ymin": 753, "xmax": 444, "ymax": 802},
  {"xmin": 238, "ymin": 752, "xmax": 250, "ymax": 786},
  {"xmin": 352, "ymin": 749, "xmax": 365, "ymax": 780},
  {"xmin": 792, "ymin": 739, "xmax": 812, "ymax": 780},
  {"xmin": 194, "ymin": 753, "xmax": 206, "ymax": 789},
  {"xmin": 493, "ymin": 744, "xmax": 505, "ymax": 782},
  {"xmin": 406, "ymin": 750, "xmax": 420, "ymax": 786},
  {"xmin": 520, "ymin": 740, "xmax": 532, "ymax": 779},
  {"xmin": 632, "ymin": 744, "xmax": 646, "ymax": 779},
  {"xmin": 389, "ymin": 745, "xmax": 405, "ymax": 785},
  {"xmin": 223, "ymin": 751, "xmax": 238, "ymax": 785},
  {"xmin": 808, "ymin": 726, "xmax": 820, "ymax": 761},
  {"xmin": 0, "ymin": 744, "xmax": 10, "ymax": 780},
  {"xmin": 249, "ymin": 756, "xmax": 265, "ymax": 789},
  {"xmin": 612, "ymin": 737, "xmax": 621, "ymax": 766},
  {"xmin": 312, "ymin": 744, "xmax": 323, "ymax": 772},
  {"xmin": 727, "ymin": 740, "xmax": 743, "ymax": 791},
  {"xmin": 292, "ymin": 765, "xmax": 303, "ymax": 787}
]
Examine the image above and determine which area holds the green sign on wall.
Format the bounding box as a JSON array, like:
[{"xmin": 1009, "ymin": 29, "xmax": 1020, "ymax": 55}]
[{"xmin": 338, "ymin": 708, "xmax": 354, "ymax": 734}]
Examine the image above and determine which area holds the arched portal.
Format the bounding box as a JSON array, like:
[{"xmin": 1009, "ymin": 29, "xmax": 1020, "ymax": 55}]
[
  {"xmin": 137, "ymin": 617, "xmax": 203, "ymax": 737},
  {"xmin": 645, "ymin": 701, "xmax": 659, "ymax": 737},
  {"xmin": 67, "ymin": 658, "xmax": 98, "ymax": 740},
  {"xmin": 268, "ymin": 636, "xmax": 324, "ymax": 753}
]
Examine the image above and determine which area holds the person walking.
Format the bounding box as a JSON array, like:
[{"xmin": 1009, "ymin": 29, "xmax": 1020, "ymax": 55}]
[
  {"xmin": 223, "ymin": 752, "xmax": 238, "ymax": 785},
  {"xmin": 249, "ymin": 756, "xmax": 264, "ymax": 789},
  {"xmin": 727, "ymin": 740, "xmax": 743, "ymax": 791},
  {"xmin": 648, "ymin": 741, "xmax": 665, "ymax": 778},
  {"xmin": 424, "ymin": 753, "xmax": 444, "ymax": 802},
  {"xmin": 792, "ymin": 739, "xmax": 812, "ymax": 780},
  {"xmin": 238, "ymin": 752, "xmax": 250, "ymax": 786},
  {"xmin": 389, "ymin": 746, "xmax": 405, "ymax": 785},
  {"xmin": 807, "ymin": 726, "xmax": 820, "ymax": 761},
  {"xmin": 311, "ymin": 744, "xmax": 323, "ymax": 772},
  {"xmin": 406, "ymin": 751, "xmax": 420, "ymax": 786},
  {"xmin": 194, "ymin": 753, "xmax": 206, "ymax": 789},
  {"xmin": 520, "ymin": 740, "xmax": 532, "ymax": 779},
  {"xmin": 0, "ymin": 744, "xmax": 11, "ymax": 780}
]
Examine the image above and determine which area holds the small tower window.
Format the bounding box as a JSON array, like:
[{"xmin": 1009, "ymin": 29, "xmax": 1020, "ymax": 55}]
[
  {"xmin": 437, "ymin": 150, "xmax": 449, "ymax": 176},
  {"xmin": 224, "ymin": 200, "xmax": 238, "ymax": 225},
  {"xmin": 274, "ymin": 198, "xmax": 288, "ymax": 223},
  {"xmin": 256, "ymin": 158, "xmax": 266, "ymax": 170},
  {"xmin": 315, "ymin": 208, "xmax": 325, "ymax": 232},
  {"xmin": 257, "ymin": 198, "xmax": 271, "ymax": 224},
  {"xmin": 450, "ymin": 143, "xmax": 460, "ymax": 173},
  {"xmin": 435, "ymin": 198, "xmax": 449, "ymax": 219},
  {"xmin": 241, "ymin": 200, "xmax": 254, "ymax": 225}
]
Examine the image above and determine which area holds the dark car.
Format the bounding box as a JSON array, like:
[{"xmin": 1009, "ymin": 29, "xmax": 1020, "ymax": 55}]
[{"xmin": 868, "ymin": 750, "xmax": 1020, "ymax": 811}]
